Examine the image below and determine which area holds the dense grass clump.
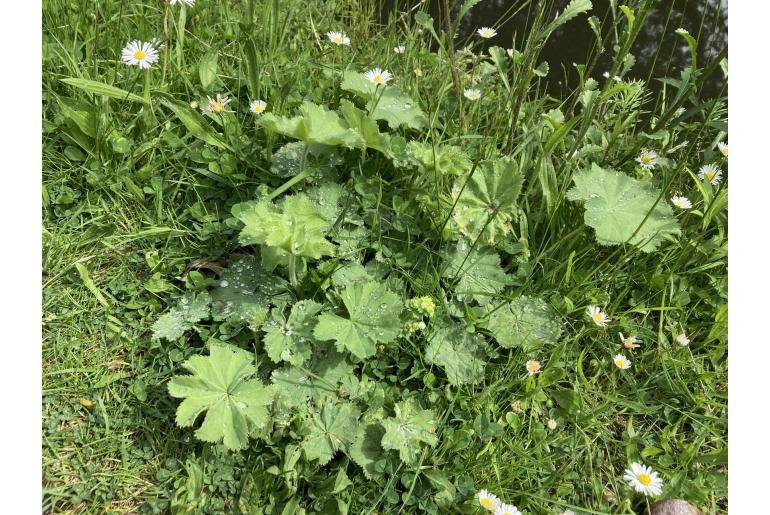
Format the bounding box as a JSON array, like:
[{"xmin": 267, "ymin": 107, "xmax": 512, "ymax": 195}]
[{"xmin": 43, "ymin": 0, "xmax": 727, "ymax": 513}]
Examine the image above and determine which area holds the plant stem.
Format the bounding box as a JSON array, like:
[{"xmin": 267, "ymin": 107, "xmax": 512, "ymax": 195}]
[{"xmin": 176, "ymin": 6, "xmax": 187, "ymax": 70}]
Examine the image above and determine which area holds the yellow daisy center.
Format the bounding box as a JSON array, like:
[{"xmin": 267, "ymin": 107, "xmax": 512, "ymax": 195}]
[
  {"xmin": 212, "ymin": 101, "xmax": 223, "ymax": 113},
  {"xmin": 705, "ymin": 171, "xmax": 715, "ymax": 181},
  {"xmin": 593, "ymin": 313, "xmax": 603, "ymax": 322},
  {"xmin": 333, "ymin": 36, "xmax": 342, "ymax": 43},
  {"xmin": 722, "ymin": 147, "xmax": 728, "ymax": 157},
  {"xmin": 526, "ymin": 363, "xmax": 539, "ymax": 372},
  {"xmin": 374, "ymin": 74, "xmax": 384, "ymax": 84},
  {"xmin": 253, "ymin": 105, "xmax": 264, "ymax": 113},
  {"xmin": 481, "ymin": 498, "xmax": 494, "ymax": 508},
  {"xmin": 637, "ymin": 473, "xmax": 653, "ymax": 486},
  {"xmin": 642, "ymin": 155, "xmax": 651, "ymax": 164},
  {"xmin": 615, "ymin": 359, "xmax": 626, "ymax": 368},
  {"xmin": 134, "ymin": 49, "xmax": 146, "ymax": 60}
]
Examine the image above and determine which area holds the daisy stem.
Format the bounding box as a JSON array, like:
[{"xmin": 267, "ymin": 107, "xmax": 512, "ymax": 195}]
[
  {"xmin": 176, "ymin": 5, "xmax": 187, "ymax": 71},
  {"xmin": 162, "ymin": 1, "xmax": 169, "ymax": 83}
]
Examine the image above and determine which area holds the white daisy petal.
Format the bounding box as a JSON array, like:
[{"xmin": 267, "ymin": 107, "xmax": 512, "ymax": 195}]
[
  {"xmin": 477, "ymin": 27, "xmax": 498, "ymax": 39},
  {"xmin": 587, "ymin": 305, "xmax": 611, "ymax": 326},
  {"xmin": 249, "ymin": 100, "xmax": 267, "ymax": 115},
  {"xmin": 478, "ymin": 490, "xmax": 502, "ymax": 511},
  {"xmin": 494, "ymin": 503, "xmax": 522, "ymax": 515},
  {"xmin": 463, "ymin": 88, "xmax": 481, "ymax": 101},
  {"xmin": 121, "ymin": 40, "xmax": 160, "ymax": 69},
  {"xmin": 636, "ymin": 149, "xmax": 659, "ymax": 170},
  {"xmin": 623, "ymin": 462, "xmax": 664, "ymax": 496},
  {"xmin": 698, "ymin": 163, "xmax": 723, "ymax": 185},
  {"xmin": 364, "ymin": 68, "xmax": 392, "ymax": 86}
]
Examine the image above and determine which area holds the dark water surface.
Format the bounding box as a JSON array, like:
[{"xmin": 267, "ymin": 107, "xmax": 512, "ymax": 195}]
[{"xmin": 380, "ymin": 0, "xmax": 727, "ymax": 100}]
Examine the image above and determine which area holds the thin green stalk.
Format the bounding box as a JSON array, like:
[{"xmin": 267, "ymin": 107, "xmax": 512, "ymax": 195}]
[{"xmin": 176, "ymin": 5, "xmax": 187, "ymax": 70}]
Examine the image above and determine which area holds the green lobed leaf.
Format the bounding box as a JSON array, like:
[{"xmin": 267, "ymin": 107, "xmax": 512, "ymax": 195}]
[
  {"xmin": 381, "ymin": 399, "xmax": 438, "ymax": 466},
  {"xmin": 407, "ymin": 141, "xmax": 472, "ymax": 176},
  {"xmin": 233, "ymin": 194, "xmax": 337, "ymax": 260},
  {"xmin": 451, "ymin": 157, "xmax": 524, "ymax": 245},
  {"xmin": 260, "ymin": 101, "xmax": 365, "ymax": 148},
  {"xmin": 349, "ymin": 422, "xmax": 387, "ymax": 480},
  {"xmin": 152, "ymin": 291, "xmax": 211, "ymax": 341},
  {"xmin": 567, "ymin": 163, "xmax": 681, "ymax": 252},
  {"xmin": 313, "ymin": 281, "xmax": 403, "ymax": 361},
  {"xmin": 271, "ymin": 349, "xmax": 352, "ymax": 408},
  {"xmin": 168, "ymin": 344, "xmax": 276, "ymax": 450},
  {"xmin": 444, "ymin": 240, "xmax": 512, "ymax": 305},
  {"xmin": 341, "ymin": 71, "xmax": 428, "ymax": 130},
  {"xmin": 262, "ymin": 300, "xmax": 322, "ymax": 366},
  {"xmin": 301, "ymin": 400, "xmax": 361, "ymax": 465},
  {"xmin": 485, "ymin": 295, "xmax": 563, "ymax": 352},
  {"xmin": 209, "ymin": 256, "xmax": 289, "ymax": 329},
  {"xmin": 425, "ymin": 321, "xmax": 487, "ymax": 386}
]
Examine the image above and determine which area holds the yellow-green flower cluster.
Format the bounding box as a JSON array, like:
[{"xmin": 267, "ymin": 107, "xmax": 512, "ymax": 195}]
[
  {"xmin": 410, "ymin": 296, "xmax": 436, "ymax": 318},
  {"xmin": 407, "ymin": 320, "xmax": 427, "ymax": 333}
]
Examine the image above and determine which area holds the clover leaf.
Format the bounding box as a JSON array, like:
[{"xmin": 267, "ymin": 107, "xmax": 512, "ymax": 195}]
[
  {"xmin": 168, "ymin": 344, "xmax": 276, "ymax": 450},
  {"xmin": 381, "ymin": 399, "xmax": 438, "ymax": 466},
  {"xmin": 451, "ymin": 157, "xmax": 524, "ymax": 245},
  {"xmin": 313, "ymin": 281, "xmax": 403, "ymax": 361},
  {"xmin": 567, "ymin": 163, "xmax": 681, "ymax": 252}
]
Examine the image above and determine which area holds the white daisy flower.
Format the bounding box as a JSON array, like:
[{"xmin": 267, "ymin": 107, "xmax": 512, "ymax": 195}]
[
  {"xmin": 464, "ymin": 88, "xmax": 481, "ymax": 101},
  {"xmin": 525, "ymin": 360, "xmax": 542, "ymax": 376},
  {"xmin": 364, "ymin": 68, "xmax": 392, "ymax": 86},
  {"xmin": 587, "ymin": 305, "xmax": 610, "ymax": 327},
  {"xmin": 602, "ymin": 71, "xmax": 610, "ymax": 78},
  {"xmin": 202, "ymin": 94, "xmax": 234, "ymax": 114},
  {"xmin": 494, "ymin": 504, "xmax": 522, "ymax": 515},
  {"xmin": 619, "ymin": 333, "xmax": 640, "ymax": 350},
  {"xmin": 636, "ymin": 149, "xmax": 659, "ymax": 170},
  {"xmin": 326, "ymin": 31, "xmax": 350, "ymax": 46},
  {"xmin": 170, "ymin": 0, "xmax": 195, "ymax": 6},
  {"xmin": 698, "ymin": 163, "xmax": 723, "ymax": 185},
  {"xmin": 547, "ymin": 419, "xmax": 558, "ymax": 430},
  {"xmin": 613, "ymin": 75, "xmax": 622, "ymax": 82},
  {"xmin": 717, "ymin": 141, "xmax": 728, "ymax": 158},
  {"xmin": 478, "ymin": 490, "xmax": 502, "ymax": 511},
  {"xmin": 121, "ymin": 40, "xmax": 160, "ymax": 69},
  {"xmin": 559, "ymin": 511, "xmax": 576, "ymax": 515},
  {"xmin": 613, "ymin": 354, "xmax": 631, "ymax": 370},
  {"xmin": 675, "ymin": 107, "xmax": 686, "ymax": 117},
  {"xmin": 623, "ymin": 462, "xmax": 664, "ymax": 496},
  {"xmin": 249, "ymin": 100, "xmax": 267, "ymax": 115},
  {"xmin": 670, "ymin": 195, "xmax": 692, "ymax": 210},
  {"xmin": 394, "ymin": 45, "xmax": 406, "ymax": 54},
  {"xmin": 675, "ymin": 333, "xmax": 690, "ymax": 346},
  {"xmin": 477, "ymin": 27, "xmax": 498, "ymax": 39}
]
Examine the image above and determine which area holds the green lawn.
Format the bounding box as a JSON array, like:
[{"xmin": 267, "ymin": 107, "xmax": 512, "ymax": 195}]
[{"xmin": 42, "ymin": 0, "xmax": 727, "ymax": 513}]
